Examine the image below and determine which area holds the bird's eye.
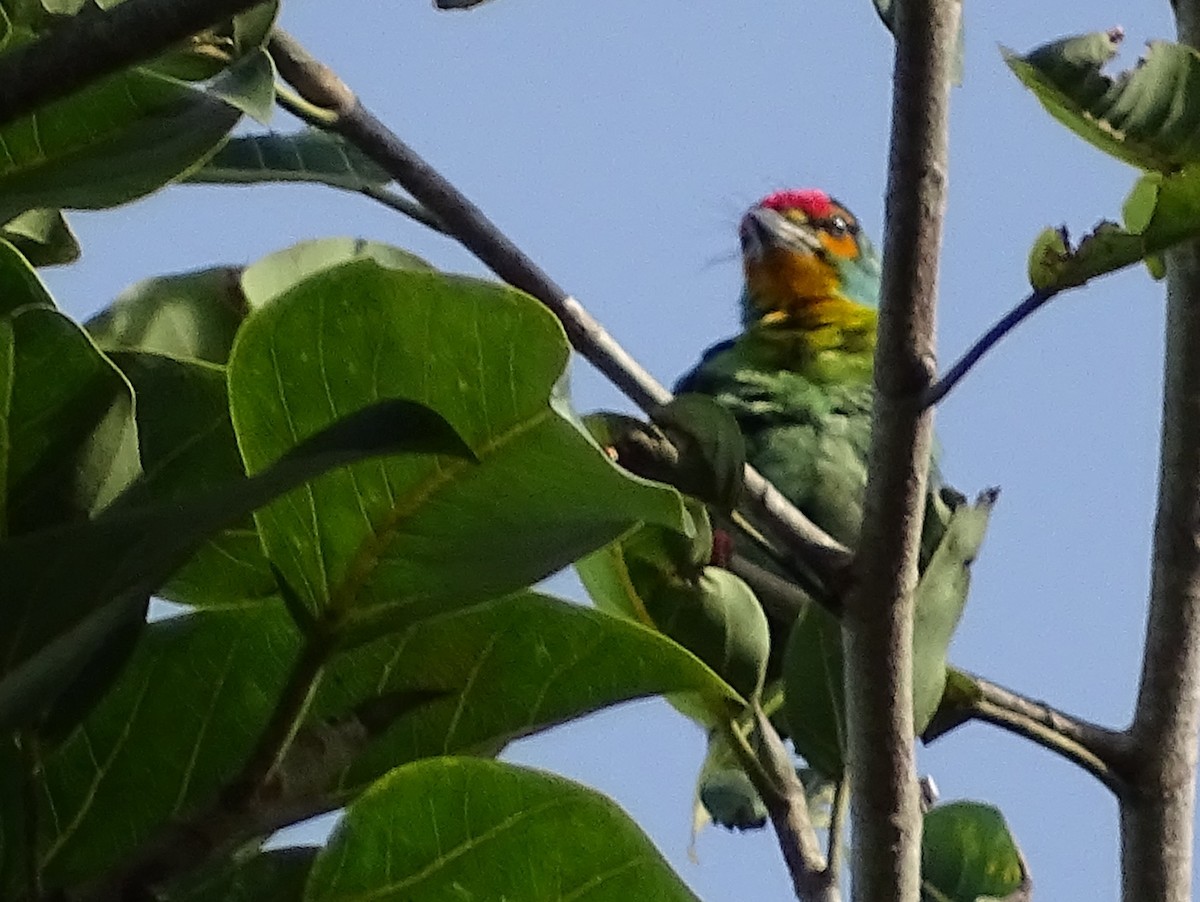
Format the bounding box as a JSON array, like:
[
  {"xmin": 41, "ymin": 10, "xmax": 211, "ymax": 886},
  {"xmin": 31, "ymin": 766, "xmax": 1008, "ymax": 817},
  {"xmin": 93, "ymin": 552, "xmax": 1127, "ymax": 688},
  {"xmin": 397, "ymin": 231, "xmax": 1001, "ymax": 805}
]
[{"xmin": 828, "ymin": 215, "xmax": 850, "ymax": 235}]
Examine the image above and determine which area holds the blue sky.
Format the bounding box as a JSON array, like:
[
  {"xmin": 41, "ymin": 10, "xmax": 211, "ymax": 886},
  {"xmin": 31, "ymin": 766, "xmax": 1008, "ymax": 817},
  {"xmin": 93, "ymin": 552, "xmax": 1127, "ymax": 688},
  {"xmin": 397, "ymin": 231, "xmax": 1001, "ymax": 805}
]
[{"xmin": 42, "ymin": 0, "xmax": 1187, "ymax": 898}]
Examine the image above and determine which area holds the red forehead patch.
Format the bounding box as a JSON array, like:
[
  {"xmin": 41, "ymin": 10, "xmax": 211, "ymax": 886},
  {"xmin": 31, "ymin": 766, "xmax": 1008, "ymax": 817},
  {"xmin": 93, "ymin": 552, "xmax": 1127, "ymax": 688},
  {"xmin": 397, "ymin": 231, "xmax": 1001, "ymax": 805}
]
[{"xmin": 759, "ymin": 189, "xmax": 834, "ymax": 218}]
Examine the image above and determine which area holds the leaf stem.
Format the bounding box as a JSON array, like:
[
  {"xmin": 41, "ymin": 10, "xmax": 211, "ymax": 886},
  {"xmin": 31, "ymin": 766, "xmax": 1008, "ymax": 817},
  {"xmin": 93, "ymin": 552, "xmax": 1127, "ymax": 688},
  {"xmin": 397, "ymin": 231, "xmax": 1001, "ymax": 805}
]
[
  {"xmin": 720, "ymin": 709, "xmax": 836, "ymax": 902},
  {"xmin": 920, "ymin": 289, "xmax": 1055, "ymax": 408}
]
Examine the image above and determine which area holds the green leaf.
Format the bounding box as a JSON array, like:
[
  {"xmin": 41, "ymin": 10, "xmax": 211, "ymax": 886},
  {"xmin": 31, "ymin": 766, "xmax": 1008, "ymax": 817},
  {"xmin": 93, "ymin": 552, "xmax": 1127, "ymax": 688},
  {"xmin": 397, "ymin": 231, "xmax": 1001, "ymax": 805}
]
[
  {"xmin": 0, "ymin": 58, "xmax": 256, "ymax": 222},
  {"xmin": 106, "ymin": 352, "xmax": 277, "ymax": 606},
  {"xmin": 36, "ymin": 606, "xmax": 303, "ymax": 890},
  {"xmin": 164, "ymin": 847, "xmax": 315, "ymax": 902},
  {"xmin": 912, "ymin": 490, "xmax": 997, "ymax": 732},
  {"xmin": 921, "ymin": 802, "xmax": 1028, "ymax": 902},
  {"xmin": 0, "ymin": 397, "xmax": 472, "ymax": 734},
  {"xmin": 86, "ymin": 267, "xmax": 246, "ymax": 363},
  {"xmin": 625, "ymin": 560, "xmax": 768, "ymax": 702},
  {"xmin": 694, "ymin": 728, "xmax": 767, "ymax": 832},
  {"xmin": 305, "ymin": 758, "xmax": 700, "ymax": 902},
  {"xmin": 653, "ymin": 393, "xmax": 747, "ymax": 512},
  {"xmin": 4, "ymin": 305, "xmax": 138, "ymax": 533},
  {"xmin": 185, "ymin": 130, "xmax": 392, "ymax": 191},
  {"xmin": 228, "ymin": 261, "xmax": 691, "ymax": 636},
  {"xmin": 205, "ymin": 48, "xmax": 276, "ymax": 125},
  {"xmin": 0, "ymin": 209, "xmax": 79, "ymax": 266},
  {"xmin": 37, "ymin": 593, "xmax": 734, "ymax": 889},
  {"xmin": 0, "ymin": 735, "xmax": 32, "ymax": 899},
  {"xmin": 239, "ymin": 237, "xmax": 431, "ymax": 309},
  {"xmin": 781, "ymin": 603, "xmax": 845, "ymax": 778},
  {"xmin": 1003, "ymin": 30, "xmax": 1200, "ymax": 172},
  {"xmin": 0, "ymin": 235, "xmax": 54, "ymax": 315},
  {"xmin": 782, "ymin": 489, "xmax": 994, "ymax": 774},
  {"xmin": 318, "ymin": 591, "xmax": 739, "ymax": 793}
]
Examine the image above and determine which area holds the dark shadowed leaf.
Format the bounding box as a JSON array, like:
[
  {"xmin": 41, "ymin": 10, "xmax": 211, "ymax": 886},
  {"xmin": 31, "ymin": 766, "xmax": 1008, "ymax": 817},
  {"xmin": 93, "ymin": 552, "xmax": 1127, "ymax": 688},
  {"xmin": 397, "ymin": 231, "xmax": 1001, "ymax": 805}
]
[
  {"xmin": 36, "ymin": 606, "xmax": 302, "ymax": 890},
  {"xmin": 0, "ymin": 209, "xmax": 79, "ymax": 266},
  {"xmin": 229, "ymin": 261, "xmax": 691, "ymax": 637},
  {"xmin": 305, "ymin": 758, "xmax": 700, "ymax": 902},
  {"xmin": 0, "ymin": 235, "xmax": 55, "ymax": 316},
  {"xmin": 0, "ymin": 57, "xmax": 263, "ymax": 222},
  {"xmin": 86, "ymin": 267, "xmax": 247, "ymax": 363},
  {"xmin": 186, "ymin": 130, "xmax": 391, "ymax": 191},
  {"xmin": 105, "ymin": 352, "xmax": 277, "ymax": 606},
  {"xmin": 922, "ymin": 802, "xmax": 1029, "ymax": 902},
  {"xmin": 35, "ymin": 594, "xmax": 732, "ymax": 889},
  {"xmin": 164, "ymin": 847, "xmax": 315, "ymax": 902},
  {"xmin": 4, "ymin": 305, "xmax": 138, "ymax": 533},
  {"xmin": 0, "ymin": 398, "xmax": 471, "ymax": 734}
]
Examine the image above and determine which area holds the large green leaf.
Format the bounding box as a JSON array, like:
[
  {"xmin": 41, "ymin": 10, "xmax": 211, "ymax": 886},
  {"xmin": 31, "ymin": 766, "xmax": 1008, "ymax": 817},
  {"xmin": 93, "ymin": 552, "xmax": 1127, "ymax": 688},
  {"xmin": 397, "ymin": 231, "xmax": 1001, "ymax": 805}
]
[
  {"xmin": 34, "ymin": 593, "xmax": 733, "ymax": 891},
  {"xmin": 317, "ymin": 591, "xmax": 739, "ymax": 793},
  {"xmin": 185, "ymin": 130, "xmax": 392, "ymax": 191},
  {"xmin": 36, "ymin": 606, "xmax": 302, "ymax": 890},
  {"xmin": 304, "ymin": 758, "xmax": 700, "ymax": 902},
  {"xmin": 921, "ymin": 802, "xmax": 1028, "ymax": 902},
  {"xmin": 0, "ymin": 56, "xmax": 264, "ymax": 222},
  {"xmin": 1005, "ymin": 31, "xmax": 1200, "ymax": 172},
  {"xmin": 0, "ymin": 397, "xmax": 471, "ymax": 734},
  {"xmin": 228, "ymin": 262, "xmax": 692, "ymax": 636}
]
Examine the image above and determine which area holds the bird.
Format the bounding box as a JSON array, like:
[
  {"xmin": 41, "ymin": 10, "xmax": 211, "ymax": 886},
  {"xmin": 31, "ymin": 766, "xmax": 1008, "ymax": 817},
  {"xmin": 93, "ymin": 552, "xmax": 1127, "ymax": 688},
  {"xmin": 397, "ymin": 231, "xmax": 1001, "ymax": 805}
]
[
  {"xmin": 676, "ymin": 188, "xmax": 882, "ymax": 555},
  {"xmin": 674, "ymin": 188, "xmax": 994, "ymax": 828}
]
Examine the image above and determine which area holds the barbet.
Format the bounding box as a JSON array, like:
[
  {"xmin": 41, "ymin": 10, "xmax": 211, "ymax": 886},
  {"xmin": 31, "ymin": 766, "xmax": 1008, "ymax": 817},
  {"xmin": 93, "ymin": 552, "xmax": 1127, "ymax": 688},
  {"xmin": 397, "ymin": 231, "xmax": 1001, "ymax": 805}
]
[
  {"xmin": 677, "ymin": 189, "xmax": 884, "ymax": 555},
  {"xmin": 668, "ymin": 189, "xmax": 990, "ymax": 829},
  {"xmin": 676, "ymin": 190, "xmax": 994, "ymax": 794}
]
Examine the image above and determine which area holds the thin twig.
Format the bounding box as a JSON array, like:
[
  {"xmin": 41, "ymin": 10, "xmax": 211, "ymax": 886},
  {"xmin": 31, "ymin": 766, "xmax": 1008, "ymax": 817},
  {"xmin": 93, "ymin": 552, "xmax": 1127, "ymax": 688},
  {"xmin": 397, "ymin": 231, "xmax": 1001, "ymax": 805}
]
[
  {"xmin": 921, "ymin": 289, "xmax": 1055, "ymax": 408},
  {"xmin": 0, "ymin": 0, "xmax": 263, "ymax": 127},
  {"xmin": 826, "ymin": 773, "xmax": 849, "ymax": 878},
  {"xmin": 921, "ymin": 672, "xmax": 1131, "ymax": 795},
  {"xmin": 265, "ymin": 30, "xmax": 853, "ymax": 591},
  {"xmin": 721, "ymin": 710, "xmax": 835, "ymax": 902},
  {"xmin": 360, "ymin": 186, "xmax": 449, "ymax": 235},
  {"xmin": 842, "ymin": 0, "xmax": 959, "ymax": 896}
]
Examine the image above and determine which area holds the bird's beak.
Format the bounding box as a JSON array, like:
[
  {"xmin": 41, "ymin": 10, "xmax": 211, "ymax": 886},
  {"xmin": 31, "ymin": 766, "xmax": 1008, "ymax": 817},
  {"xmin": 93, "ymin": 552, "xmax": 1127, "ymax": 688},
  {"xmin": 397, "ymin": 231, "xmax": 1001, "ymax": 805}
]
[{"xmin": 739, "ymin": 207, "xmax": 823, "ymax": 263}]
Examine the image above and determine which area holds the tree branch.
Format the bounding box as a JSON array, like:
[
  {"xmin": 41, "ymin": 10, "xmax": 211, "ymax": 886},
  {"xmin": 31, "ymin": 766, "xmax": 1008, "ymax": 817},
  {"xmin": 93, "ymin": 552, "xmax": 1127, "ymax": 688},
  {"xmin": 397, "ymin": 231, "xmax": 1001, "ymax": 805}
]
[
  {"xmin": 721, "ymin": 709, "xmax": 837, "ymax": 902},
  {"xmin": 0, "ymin": 0, "xmax": 263, "ymax": 127},
  {"xmin": 266, "ymin": 29, "xmax": 852, "ymax": 584},
  {"xmin": 842, "ymin": 0, "xmax": 959, "ymax": 898},
  {"xmin": 924, "ymin": 672, "xmax": 1132, "ymax": 795},
  {"xmin": 921, "ymin": 289, "xmax": 1055, "ymax": 408},
  {"xmin": 1121, "ymin": 1, "xmax": 1200, "ymax": 878}
]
